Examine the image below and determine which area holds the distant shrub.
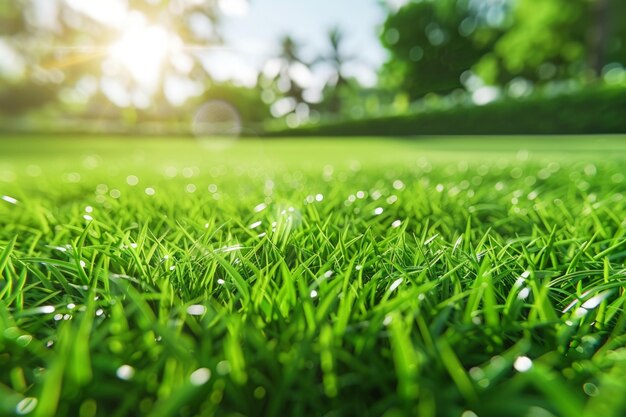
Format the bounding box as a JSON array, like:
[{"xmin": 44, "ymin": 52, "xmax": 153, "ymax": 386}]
[{"xmin": 269, "ymin": 87, "xmax": 626, "ymax": 136}]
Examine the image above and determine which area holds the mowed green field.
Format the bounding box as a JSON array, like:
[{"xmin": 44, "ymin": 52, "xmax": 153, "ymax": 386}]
[{"xmin": 1, "ymin": 136, "xmax": 626, "ymax": 417}]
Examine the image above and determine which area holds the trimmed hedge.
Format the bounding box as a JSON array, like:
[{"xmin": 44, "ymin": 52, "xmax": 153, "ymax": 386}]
[{"xmin": 270, "ymin": 87, "xmax": 626, "ymax": 136}]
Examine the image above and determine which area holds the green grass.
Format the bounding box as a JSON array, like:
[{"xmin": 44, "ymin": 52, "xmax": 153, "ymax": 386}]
[{"xmin": 1, "ymin": 135, "xmax": 626, "ymax": 417}]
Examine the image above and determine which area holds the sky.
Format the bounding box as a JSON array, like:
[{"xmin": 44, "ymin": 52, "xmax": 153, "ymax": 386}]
[
  {"xmin": 212, "ymin": 0, "xmax": 390, "ymax": 88},
  {"xmin": 5, "ymin": 0, "xmax": 399, "ymax": 107}
]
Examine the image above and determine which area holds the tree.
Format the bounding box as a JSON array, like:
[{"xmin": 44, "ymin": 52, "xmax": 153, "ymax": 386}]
[
  {"xmin": 259, "ymin": 35, "xmax": 314, "ymax": 121},
  {"xmin": 475, "ymin": 0, "xmax": 626, "ymax": 84},
  {"xmin": 0, "ymin": 0, "xmax": 228, "ymax": 116},
  {"xmin": 379, "ymin": 0, "xmax": 504, "ymax": 99},
  {"xmin": 316, "ymin": 26, "xmax": 358, "ymax": 114}
]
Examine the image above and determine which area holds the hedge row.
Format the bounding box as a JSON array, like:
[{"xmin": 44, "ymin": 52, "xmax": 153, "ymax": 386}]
[{"xmin": 270, "ymin": 87, "xmax": 626, "ymax": 136}]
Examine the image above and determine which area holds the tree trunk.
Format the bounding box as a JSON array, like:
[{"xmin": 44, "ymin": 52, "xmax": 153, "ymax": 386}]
[{"xmin": 588, "ymin": 0, "xmax": 611, "ymax": 79}]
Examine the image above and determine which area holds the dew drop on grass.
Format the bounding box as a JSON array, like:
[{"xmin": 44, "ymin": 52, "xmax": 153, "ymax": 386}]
[
  {"xmin": 15, "ymin": 397, "xmax": 38, "ymax": 415},
  {"xmin": 391, "ymin": 220, "xmax": 402, "ymax": 228},
  {"xmin": 513, "ymin": 356, "xmax": 533, "ymax": 372},
  {"xmin": 36, "ymin": 306, "xmax": 55, "ymax": 314},
  {"xmin": 389, "ymin": 278, "xmax": 403, "ymax": 292},
  {"xmin": 217, "ymin": 279, "xmax": 225, "ymax": 285},
  {"xmin": 583, "ymin": 382, "xmax": 599, "ymax": 397},
  {"xmin": 145, "ymin": 188, "xmax": 156, "ymax": 196},
  {"xmin": 373, "ymin": 207, "xmax": 383, "ymax": 215},
  {"xmin": 517, "ymin": 287, "xmax": 531, "ymax": 300},
  {"xmin": 190, "ymin": 368, "xmax": 211, "ymax": 386},
  {"xmin": 187, "ymin": 305, "xmax": 207, "ymax": 316},
  {"xmin": 310, "ymin": 290, "xmax": 318, "ymax": 298},
  {"xmin": 216, "ymin": 360, "xmax": 231, "ymax": 375},
  {"xmin": 126, "ymin": 175, "xmax": 139, "ymax": 186},
  {"xmin": 2, "ymin": 195, "xmax": 18, "ymax": 205},
  {"xmin": 249, "ymin": 221, "xmax": 262, "ymax": 229},
  {"xmin": 116, "ymin": 365, "xmax": 135, "ymax": 381},
  {"xmin": 17, "ymin": 335, "xmax": 33, "ymax": 347}
]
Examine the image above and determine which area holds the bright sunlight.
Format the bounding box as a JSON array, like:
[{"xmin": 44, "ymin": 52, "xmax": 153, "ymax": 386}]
[{"xmin": 108, "ymin": 20, "xmax": 174, "ymax": 89}]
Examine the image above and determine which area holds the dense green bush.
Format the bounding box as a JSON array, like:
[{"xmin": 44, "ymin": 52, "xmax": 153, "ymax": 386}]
[{"xmin": 271, "ymin": 87, "xmax": 626, "ymax": 136}]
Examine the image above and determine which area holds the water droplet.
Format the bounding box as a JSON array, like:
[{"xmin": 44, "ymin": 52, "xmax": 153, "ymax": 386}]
[
  {"xmin": 95, "ymin": 309, "xmax": 104, "ymax": 317},
  {"xmin": 393, "ymin": 180, "xmax": 405, "ymax": 190},
  {"xmin": 386, "ymin": 195, "xmax": 398, "ymax": 204},
  {"xmin": 15, "ymin": 397, "xmax": 38, "ymax": 415},
  {"xmin": 17, "ymin": 335, "xmax": 33, "ymax": 347},
  {"xmin": 83, "ymin": 215, "xmax": 93, "ymax": 221},
  {"xmin": 116, "ymin": 364, "xmax": 135, "ymax": 380},
  {"xmin": 185, "ymin": 184, "xmax": 197, "ymax": 193},
  {"xmin": 254, "ymin": 203, "xmax": 267, "ymax": 212},
  {"xmin": 513, "ymin": 356, "xmax": 533, "ymax": 372},
  {"xmin": 85, "ymin": 206, "xmax": 93, "ymax": 213},
  {"xmin": 391, "ymin": 220, "xmax": 402, "ymax": 228},
  {"xmin": 216, "ymin": 360, "xmax": 231, "ymax": 375},
  {"xmin": 2, "ymin": 195, "xmax": 18, "ymax": 205},
  {"xmin": 249, "ymin": 221, "xmax": 262, "ymax": 229},
  {"xmin": 389, "ymin": 278, "xmax": 403, "ymax": 292},
  {"xmin": 310, "ymin": 290, "xmax": 318, "ymax": 298},
  {"xmin": 145, "ymin": 188, "xmax": 156, "ymax": 196},
  {"xmin": 217, "ymin": 279, "xmax": 225, "ymax": 285},
  {"xmin": 126, "ymin": 175, "xmax": 139, "ymax": 186},
  {"xmin": 187, "ymin": 305, "xmax": 207, "ymax": 316},
  {"xmin": 36, "ymin": 306, "xmax": 55, "ymax": 314},
  {"xmin": 518, "ymin": 287, "xmax": 531, "ymax": 300},
  {"xmin": 315, "ymin": 193, "xmax": 324, "ymax": 202},
  {"xmin": 583, "ymin": 382, "xmax": 599, "ymax": 397},
  {"xmin": 373, "ymin": 207, "xmax": 384, "ymax": 215},
  {"xmin": 190, "ymin": 368, "xmax": 211, "ymax": 386}
]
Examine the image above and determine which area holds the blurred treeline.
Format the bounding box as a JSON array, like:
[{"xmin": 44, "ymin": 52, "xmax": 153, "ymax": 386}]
[{"xmin": 0, "ymin": 0, "xmax": 625, "ymax": 134}]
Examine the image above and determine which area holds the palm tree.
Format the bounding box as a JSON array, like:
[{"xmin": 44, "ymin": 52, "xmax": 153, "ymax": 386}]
[
  {"xmin": 274, "ymin": 35, "xmax": 310, "ymax": 104},
  {"xmin": 316, "ymin": 26, "xmax": 357, "ymax": 114}
]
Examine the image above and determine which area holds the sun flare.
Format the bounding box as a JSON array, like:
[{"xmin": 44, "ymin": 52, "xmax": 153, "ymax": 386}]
[{"xmin": 108, "ymin": 23, "xmax": 173, "ymax": 88}]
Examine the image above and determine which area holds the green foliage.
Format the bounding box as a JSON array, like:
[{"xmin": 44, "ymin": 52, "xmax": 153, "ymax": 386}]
[
  {"xmin": 274, "ymin": 87, "xmax": 626, "ymax": 136},
  {"xmin": 479, "ymin": 0, "xmax": 588, "ymax": 84},
  {"xmin": 198, "ymin": 84, "xmax": 270, "ymax": 126},
  {"xmin": 0, "ymin": 137, "xmax": 626, "ymax": 416},
  {"xmin": 380, "ymin": 0, "xmax": 502, "ymax": 98}
]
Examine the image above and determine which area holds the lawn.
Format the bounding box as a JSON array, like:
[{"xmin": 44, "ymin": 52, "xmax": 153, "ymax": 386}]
[{"xmin": 1, "ymin": 135, "xmax": 626, "ymax": 417}]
